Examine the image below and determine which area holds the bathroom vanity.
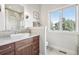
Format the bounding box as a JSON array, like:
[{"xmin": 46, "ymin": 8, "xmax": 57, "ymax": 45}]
[
  {"xmin": 0, "ymin": 4, "xmax": 41, "ymax": 55},
  {"xmin": 0, "ymin": 35, "xmax": 39, "ymax": 55}
]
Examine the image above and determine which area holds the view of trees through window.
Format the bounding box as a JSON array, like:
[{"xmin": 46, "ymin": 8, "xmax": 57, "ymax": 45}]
[{"xmin": 49, "ymin": 6, "xmax": 76, "ymax": 31}]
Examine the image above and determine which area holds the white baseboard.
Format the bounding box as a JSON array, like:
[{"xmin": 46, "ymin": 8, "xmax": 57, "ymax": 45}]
[{"xmin": 48, "ymin": 45, "xmax": 77, "ymax": 55}]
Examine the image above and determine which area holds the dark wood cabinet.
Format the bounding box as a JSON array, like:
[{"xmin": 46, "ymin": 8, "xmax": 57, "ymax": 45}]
[
  {"xmin": 15, "ymin": 38, "xmax": 33, "ymax": 55},
  {"xmin": 0, "ymin": 35, "xmax": 39, "ymax": 55},
  {"xmin": 32, "ymin": 36, "xmax": 39, "ymax": 55},
  {"xmin": 0, "ymin": 43, "xmax": 15, "ymax": 55}
]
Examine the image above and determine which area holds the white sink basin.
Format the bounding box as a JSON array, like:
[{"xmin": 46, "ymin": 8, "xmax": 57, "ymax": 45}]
[{"xmin": 10, "ymin": 33, "xmax": 30, "ymax": 39}]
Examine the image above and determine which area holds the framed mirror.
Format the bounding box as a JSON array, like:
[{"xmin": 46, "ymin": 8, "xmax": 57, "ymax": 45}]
[{"xmin": 5, "ymin": 4, "xmax": 24, "ymax": 31}]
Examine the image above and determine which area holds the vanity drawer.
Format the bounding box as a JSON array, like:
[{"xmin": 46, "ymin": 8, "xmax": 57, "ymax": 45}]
[
  {"xmin": 15, "ymin": 38, "xmax": 33, "ymax": 48},
  {"xmin": 0, "ymin": 43, "xmax": 14, "ymax": 55}
]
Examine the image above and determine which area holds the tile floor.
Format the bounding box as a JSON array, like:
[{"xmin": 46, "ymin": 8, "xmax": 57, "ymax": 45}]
[{"xmin": 46, "ymin": 47, "xmax": 66, "ymax": 55}]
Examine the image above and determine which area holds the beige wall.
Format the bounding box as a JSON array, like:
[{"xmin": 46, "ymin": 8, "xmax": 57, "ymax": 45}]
[{"xmin": 24, "ymin": 4, "xmax": 41, "ymax": 28}]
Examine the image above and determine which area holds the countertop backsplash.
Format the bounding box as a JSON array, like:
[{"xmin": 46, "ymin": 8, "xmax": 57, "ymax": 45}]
[
  {"xmin": 0, "ymin": 31, "xmax": 13, "ymax": 38},
  {"xmin": 0, "ymin": 28, "xmax": 31, "ymax": 38}
]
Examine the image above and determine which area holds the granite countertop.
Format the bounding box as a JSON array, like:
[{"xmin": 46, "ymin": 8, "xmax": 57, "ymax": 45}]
[{"xmin": 0, "ymin": 34, "xmax": 39, "ymax": 46}]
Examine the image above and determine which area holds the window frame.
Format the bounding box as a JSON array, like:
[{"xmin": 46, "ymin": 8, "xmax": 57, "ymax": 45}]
[
  {"xmin": 49, "ymin": 5, "xmax": 77, "ymax": 32},
  {"xmin": 49, "ymin": 9, "xmax": 62, "ymax": 31}
]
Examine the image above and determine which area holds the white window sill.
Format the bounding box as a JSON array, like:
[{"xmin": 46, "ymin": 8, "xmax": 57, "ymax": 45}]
[{"xmin": 47, "ymin": 29, "xmax": 79, "ymax": 35}]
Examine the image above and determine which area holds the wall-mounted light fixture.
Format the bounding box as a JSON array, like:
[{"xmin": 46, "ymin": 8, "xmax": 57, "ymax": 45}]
[{"xmin": 26, "ymin": 15, "xmax": 29, "ymax": 19}]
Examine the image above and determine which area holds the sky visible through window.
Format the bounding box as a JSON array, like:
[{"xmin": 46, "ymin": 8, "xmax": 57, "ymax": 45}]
[
  {"xmin": 50, "ymin": 6, "xmax": 75, "ymax": 24},
  {"xmin": 63, "ymin": 6, "xmax": 75, "ymax": 21},
  {"xmin": 50, "ymin": 10, "xmax": 61, "ymax": 24}
]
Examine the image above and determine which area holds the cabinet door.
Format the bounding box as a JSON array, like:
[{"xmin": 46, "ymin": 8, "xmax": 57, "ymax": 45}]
[
  {"xmin": 15, "ymin": 38, "xmax": 33, "ymax": 55},
  {"xmin": 15, "ymin": 44, "xmax": 33, "ymax": 55},
  {"xmin": 0, "ymin": 43, "xmax": 14, "ymax": 55}
]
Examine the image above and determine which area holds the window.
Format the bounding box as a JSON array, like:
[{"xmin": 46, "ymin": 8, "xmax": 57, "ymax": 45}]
[
  {"xmin": 49, "ymin": 6, "xmax": 76, "ymax": 31},
  {"xmin": 62, "ymin": 7, "xmax": 76, "ymax": 31},
  {"xmin": 50, "ymin": 10, "xmax": 61, "ymax": 30}
]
